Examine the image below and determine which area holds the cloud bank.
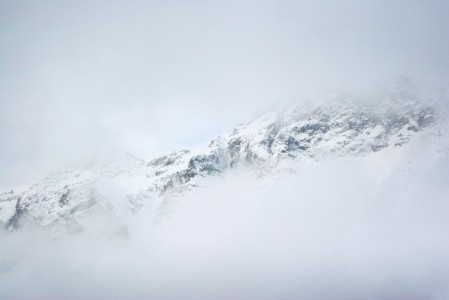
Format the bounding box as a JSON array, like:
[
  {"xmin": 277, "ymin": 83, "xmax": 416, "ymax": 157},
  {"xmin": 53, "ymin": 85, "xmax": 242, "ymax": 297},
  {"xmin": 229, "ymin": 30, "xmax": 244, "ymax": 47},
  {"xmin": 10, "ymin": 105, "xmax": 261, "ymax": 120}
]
[{"xmin": 1, "ymin": 130, "xmax": 448, "ymax": 299}]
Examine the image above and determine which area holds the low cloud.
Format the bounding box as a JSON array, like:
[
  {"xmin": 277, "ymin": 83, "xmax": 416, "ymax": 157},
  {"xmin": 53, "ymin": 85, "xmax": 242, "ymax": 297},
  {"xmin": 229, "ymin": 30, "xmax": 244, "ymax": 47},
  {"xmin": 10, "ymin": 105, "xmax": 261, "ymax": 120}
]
[{"xmin": 1, "ymin": 132, "xmax": 448, "ymax": 299}]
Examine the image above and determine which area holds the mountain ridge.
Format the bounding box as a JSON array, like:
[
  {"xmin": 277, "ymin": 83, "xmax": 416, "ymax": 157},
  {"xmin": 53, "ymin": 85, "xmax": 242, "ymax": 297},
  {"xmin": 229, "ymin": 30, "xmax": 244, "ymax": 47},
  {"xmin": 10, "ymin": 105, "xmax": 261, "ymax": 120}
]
[{"xmin": 0, "ymin": 90, "xmax": 445, "ymax": 235}]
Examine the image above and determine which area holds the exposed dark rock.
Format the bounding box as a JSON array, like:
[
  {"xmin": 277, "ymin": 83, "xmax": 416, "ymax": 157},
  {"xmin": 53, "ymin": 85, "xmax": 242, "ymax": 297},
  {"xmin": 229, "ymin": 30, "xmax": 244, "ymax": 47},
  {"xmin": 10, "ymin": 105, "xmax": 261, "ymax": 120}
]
[
  {"xmin": 59, "ymin": 189, "xmax": 70, "ymax": 206},
  {"xmin": 2, "ymin": 97, "xmax": 439, "ymax": 233},
  {"xmin": 6, "ymin": 197, "xmax": 26, "ymax": 231},
  {"xmin": 148, "ymin": 155, "xmax": 167, "ymax": 167}
]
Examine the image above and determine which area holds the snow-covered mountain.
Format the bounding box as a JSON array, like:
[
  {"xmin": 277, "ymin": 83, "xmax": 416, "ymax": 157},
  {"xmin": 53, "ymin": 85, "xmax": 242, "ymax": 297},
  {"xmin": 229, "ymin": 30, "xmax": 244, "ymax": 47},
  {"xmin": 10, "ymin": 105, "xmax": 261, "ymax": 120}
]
[{"xmin": 0, "ymin": 88, "xmax": 445, "ymax": 236}]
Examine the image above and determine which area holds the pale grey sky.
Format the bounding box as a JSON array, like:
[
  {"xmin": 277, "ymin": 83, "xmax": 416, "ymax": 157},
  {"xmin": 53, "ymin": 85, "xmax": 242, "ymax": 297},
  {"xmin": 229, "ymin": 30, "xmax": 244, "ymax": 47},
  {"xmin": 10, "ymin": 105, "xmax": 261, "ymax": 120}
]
[{"xmin": 1, "ymin": 0, "xmax": 448, "ymax": 189}]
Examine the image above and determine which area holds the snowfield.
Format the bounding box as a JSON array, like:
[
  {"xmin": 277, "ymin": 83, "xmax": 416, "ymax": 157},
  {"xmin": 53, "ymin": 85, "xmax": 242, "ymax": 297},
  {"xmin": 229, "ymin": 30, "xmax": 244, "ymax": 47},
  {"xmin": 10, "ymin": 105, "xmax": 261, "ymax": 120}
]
[{"xmin": 1, "ymin": 93, "xmax": 448, "ymax": 299}]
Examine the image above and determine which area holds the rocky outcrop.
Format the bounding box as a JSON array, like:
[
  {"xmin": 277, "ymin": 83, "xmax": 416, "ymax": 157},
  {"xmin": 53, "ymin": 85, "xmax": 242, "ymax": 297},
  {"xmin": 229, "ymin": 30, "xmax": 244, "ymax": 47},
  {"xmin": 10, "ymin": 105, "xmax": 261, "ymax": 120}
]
[{"xmin": 0, "ymin": 90, "xmax": 441, "ymax": 235}]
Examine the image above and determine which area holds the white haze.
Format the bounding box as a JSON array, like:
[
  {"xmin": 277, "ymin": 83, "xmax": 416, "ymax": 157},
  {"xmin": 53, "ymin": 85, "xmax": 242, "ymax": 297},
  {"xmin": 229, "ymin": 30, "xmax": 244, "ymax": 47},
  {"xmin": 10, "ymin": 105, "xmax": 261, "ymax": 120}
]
[
  {"xmin": 1, "ymin": 130, "xmax": 448, "ymax": 299},
  {"xmin": 1, "ymin": 0, "xmax": 449, "ymax": 190},
  {"xmin": 1, "ymin": 1, "xmax": 449, "ymax": 299}
]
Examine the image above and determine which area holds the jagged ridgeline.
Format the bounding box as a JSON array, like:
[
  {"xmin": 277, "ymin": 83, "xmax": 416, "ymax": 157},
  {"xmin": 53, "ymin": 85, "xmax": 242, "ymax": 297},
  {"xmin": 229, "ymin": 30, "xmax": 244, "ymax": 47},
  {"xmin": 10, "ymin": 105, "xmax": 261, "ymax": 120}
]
[{"xmin": 0, "ymin": 88, "xmax": 443, "ymax": 235}]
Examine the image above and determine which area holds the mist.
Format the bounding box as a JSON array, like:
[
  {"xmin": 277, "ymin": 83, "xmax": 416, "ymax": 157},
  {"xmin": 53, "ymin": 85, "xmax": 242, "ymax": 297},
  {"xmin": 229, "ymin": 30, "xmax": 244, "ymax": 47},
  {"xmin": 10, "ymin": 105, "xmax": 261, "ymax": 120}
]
[
  {"xmin": 1, "ymin": 130, "xmax": 448, "ymax": 299},
  {"xmin": 1, "ymin": 0, "xmax": 448, "ymax": 189},
  {"xmin": 1, "ymin": 1, "xmax": 449, "ymax": 299}
]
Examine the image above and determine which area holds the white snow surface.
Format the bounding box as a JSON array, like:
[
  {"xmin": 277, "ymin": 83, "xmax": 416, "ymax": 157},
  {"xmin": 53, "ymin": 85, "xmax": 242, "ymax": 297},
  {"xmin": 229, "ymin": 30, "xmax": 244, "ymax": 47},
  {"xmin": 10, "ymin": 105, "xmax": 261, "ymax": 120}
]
[
  {"xmin": 0, "ymin": 126, "xmax": 448, "ymax": 299},
  {"xmin": 1, "ymin": 93, "xmax": 442, "ymax": 235},
  {"xmin": 1, "ymin": 91, "xmax": 448, "ymax": 299}
]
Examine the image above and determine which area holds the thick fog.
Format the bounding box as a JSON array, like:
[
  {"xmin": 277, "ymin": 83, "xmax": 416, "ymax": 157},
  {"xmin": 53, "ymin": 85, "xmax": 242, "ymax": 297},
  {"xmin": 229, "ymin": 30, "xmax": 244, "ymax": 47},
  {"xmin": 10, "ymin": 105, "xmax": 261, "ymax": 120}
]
[
  {"xmin": 1, "ymin": 131, "xmax": 448, "ymax": 299},
  {"xmin": 1, "ymin": 1, "xmax": 449, "ymax": 299},
  {"xmin": 1, "ymin": 0, "xmax": 449, "ymax": 189}
]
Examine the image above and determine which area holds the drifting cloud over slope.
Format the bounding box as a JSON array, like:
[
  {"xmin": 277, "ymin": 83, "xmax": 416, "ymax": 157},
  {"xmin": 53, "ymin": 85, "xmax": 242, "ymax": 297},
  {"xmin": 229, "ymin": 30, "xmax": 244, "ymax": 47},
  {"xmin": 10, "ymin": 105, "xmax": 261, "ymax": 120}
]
[{"xmin": 1, "ymin": 129, "xmax": 448, "ymax": 299}]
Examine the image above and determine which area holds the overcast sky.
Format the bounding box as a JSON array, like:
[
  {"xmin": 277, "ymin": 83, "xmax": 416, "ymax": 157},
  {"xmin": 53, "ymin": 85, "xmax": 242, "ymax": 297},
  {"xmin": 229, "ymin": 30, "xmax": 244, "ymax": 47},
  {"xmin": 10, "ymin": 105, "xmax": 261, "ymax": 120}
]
[{"xmin": 1, "ymin": 0, "xmax": 448, "ymax": 189}]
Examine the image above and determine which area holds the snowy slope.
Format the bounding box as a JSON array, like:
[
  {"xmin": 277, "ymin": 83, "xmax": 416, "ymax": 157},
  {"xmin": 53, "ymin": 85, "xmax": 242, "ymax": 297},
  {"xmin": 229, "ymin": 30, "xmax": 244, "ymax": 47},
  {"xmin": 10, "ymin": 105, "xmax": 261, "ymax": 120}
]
[
  {"xmin": 0, "ymin": 88, "xmax": 445, "ymax": 235},
  {"xmin": 1, "ymin": 123, "xmax": 448, "ymax": 300}
]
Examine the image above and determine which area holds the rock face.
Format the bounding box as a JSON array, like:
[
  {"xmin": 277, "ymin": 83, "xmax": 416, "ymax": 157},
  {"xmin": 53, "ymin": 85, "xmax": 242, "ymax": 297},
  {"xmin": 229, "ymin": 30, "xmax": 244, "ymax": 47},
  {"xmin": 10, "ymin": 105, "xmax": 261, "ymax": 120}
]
[{"xmin": 0, "ymin": 91, "xmax": 441, "ymax": 235}]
